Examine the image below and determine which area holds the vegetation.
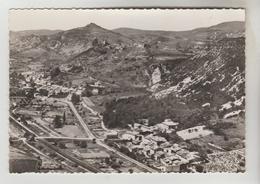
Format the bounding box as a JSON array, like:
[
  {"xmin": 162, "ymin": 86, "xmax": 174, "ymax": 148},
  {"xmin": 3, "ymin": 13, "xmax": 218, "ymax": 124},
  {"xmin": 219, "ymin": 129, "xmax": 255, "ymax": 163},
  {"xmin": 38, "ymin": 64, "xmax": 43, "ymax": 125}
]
[
  {"xmin": 103, "ymin": 95, "xmax": 184, "ymax": 128},
  {"xmin": 53, "ymin": 115, "xmax": 63, "ymax": 128},
  {"xmin": 79, "ymin": 141, "xmax": 87, "ymax": 148},
  {"xmin": 103, "ymin": 94, "xmax": 214, "ymax": 129},
  {"xmin": 62, "ymin": 112, "xmax": 66, "ymax": 124},
  {"xmin": 71, "ymin": 93, "xmax": 80, "ymax": 104},
  {"xmin": 50, "ymin": 67, "xmax": 61, "ymax": 79}
]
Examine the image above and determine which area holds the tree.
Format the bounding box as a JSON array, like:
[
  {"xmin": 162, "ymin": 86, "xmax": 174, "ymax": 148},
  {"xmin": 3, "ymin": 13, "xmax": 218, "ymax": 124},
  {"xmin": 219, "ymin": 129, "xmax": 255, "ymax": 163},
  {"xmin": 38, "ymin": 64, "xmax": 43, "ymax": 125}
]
[
  {"xmin": 111, "ymin": 162, "xmax": 120, "ymax": 169},
  {"xmin": 118, "ymin": 160, "xmax": 123, "ymax": 165},
  {"xmin": 176, "ymin": 42, "xmax": 182, "ymax": 51},
  {"xmin": 92, "ymin": 37, "xmax": 99, "ymax": 47},
  {"xmin": 82, "ymin": 89, "xmax": 92, "ymax": 97},
  {"xmin": 128, "ymin": 168, "xmax": 134, "ymax": 173},
  {"xmin": 30, "ymin": 78, "xmax": 36, "ymax": 88},
  {"xmin": 39, "ymin": 89, "xmax": 48, "ymax": 96},
  {"xmin": 58, "ymin": 142, "xmax": 67, "ymax": 149},
  {"xmin": 92, "ymin": 138, "xmax": 96, "ymax": 144},
  {"xmin": 26, "ymin": 88, "xmax": 35, "ymax": 100},
  {"xmin": 71, "ymin": 93, "xmax": 80, "ymax": 104},
  {"xmin": 79, "ymin": 141, "xmax": 87, "ymax": 148},
  {"xmin": 53, "ymin": 115, "xmax": 63, "ymax": 128},
  {"xmin": 104, "ymin": 157, "xmax": 110, "ymax": 165},
  {"xmin": 63, "ymin": 112, "xmax": 66, "ymax": 124},
  {"xmin": 50, "ymin": 67, "xmax": 61, "ymax": 79},
  {"xmin": 195, "ymin": 165, "xmax": 204, "ymax": 173},
  {"xmin": 224, "ymin": 135, "xmax": 229, "ymax": 141}
]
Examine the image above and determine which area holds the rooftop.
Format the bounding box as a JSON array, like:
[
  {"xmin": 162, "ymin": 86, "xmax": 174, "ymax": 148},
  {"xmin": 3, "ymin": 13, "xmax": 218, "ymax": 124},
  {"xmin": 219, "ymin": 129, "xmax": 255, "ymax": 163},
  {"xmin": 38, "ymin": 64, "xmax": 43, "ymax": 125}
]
[{"xmin": 161, "ymin": 119, "xmax": 179, "ymax": 126}]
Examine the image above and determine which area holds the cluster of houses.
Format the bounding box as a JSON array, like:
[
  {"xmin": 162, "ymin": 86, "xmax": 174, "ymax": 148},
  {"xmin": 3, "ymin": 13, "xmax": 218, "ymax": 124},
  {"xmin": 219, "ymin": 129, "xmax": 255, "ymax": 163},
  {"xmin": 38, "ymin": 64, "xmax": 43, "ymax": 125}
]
[
  {"xmin": 106, "ymin": 119, "xmax": 209, "ymax": 172},
  {"xmin": 13, "ymin": 70, "xmax": 216, "ymax": 173},
  {"xmin": 17, "ymin": 71, "xmax": 106, "ymax": 99}
]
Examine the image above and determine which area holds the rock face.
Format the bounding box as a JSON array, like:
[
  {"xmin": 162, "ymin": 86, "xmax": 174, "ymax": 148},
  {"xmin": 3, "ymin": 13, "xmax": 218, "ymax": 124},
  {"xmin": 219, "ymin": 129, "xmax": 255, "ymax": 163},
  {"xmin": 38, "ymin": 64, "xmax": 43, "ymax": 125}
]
[{"xmin": 151, "ymin": 67, "xmax": 162, "ymax": 85}]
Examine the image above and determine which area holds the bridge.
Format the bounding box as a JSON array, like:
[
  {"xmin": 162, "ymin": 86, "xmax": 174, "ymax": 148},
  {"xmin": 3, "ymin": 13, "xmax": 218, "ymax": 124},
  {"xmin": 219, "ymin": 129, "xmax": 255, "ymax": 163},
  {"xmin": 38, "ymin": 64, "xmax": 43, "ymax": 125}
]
[{"xmin": 35, "ymin": 136, "xmax": 102, "ymax": 141}]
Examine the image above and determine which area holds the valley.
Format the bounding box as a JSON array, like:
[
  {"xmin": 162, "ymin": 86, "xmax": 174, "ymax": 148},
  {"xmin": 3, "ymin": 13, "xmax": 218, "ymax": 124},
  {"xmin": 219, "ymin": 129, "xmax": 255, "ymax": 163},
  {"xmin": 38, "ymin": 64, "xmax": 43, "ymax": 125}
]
[{"xmin": 9, "ymin": 21, "xmax": 245, "ymax": 173}]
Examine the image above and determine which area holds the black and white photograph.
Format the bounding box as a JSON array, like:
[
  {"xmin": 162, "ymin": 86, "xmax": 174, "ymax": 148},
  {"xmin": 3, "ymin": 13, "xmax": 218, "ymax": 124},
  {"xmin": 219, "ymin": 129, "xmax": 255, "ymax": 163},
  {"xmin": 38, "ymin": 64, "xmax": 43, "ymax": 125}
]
[{"xmin": 9, "ymin": 9, "xmax": 245, "ymax": 173}]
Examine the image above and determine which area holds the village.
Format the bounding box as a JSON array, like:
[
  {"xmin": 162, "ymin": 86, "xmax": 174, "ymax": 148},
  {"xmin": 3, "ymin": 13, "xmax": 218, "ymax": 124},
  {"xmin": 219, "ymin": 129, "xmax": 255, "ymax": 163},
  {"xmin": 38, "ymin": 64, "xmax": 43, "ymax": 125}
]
[{"xmin": 9, "ymin": 69, "xmax": 245, "ymax": 173}]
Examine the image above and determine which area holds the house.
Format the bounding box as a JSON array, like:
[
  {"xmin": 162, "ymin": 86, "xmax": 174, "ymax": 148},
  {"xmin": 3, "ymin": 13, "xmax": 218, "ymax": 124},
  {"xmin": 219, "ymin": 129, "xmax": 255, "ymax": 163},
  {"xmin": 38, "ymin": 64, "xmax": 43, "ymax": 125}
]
[
  {"xmin": 138, "ymin": 118, "xmax": 149, "ymax": 125},
  {"xmin": 91, "ymin": 88, "xmax": 99, "ymax": 95},
  {"xmin": 164, "ymin": 147, "xmax": 177, "ymax": 155},
  {"xmin": 133, "ymin": 123, "xmax": 142, "ymax": 130},
  {"xmin": 156, "ymin": 119, "xmax": 179, "ymax": 133},
  {"xmin": 88, "ymin": 81, "xmax": 105, "ymax": 95},
  {"xmin": 105, "ymin": 131, "xmax": 118, "ymax": 140},
  {"xmin": 154, "ymin": 150, "xmax": 165, "ymax": 161},
  {"xmin": 132, "ymin": 123, "xmax": 153, "ymax": 134},
  {"xmin": 159, "ymin": 157, "xmax": 188, "ymax": 172},
  {"xmin": 128, "ymin": 144, "xmax": 143, "ymax": 152},
  {"xmin": 132, "ymin": 135, "xmax": 143, "ymax": 144},
  {"xmin": 160, "ymin": 142, "xmax": 171, "ymax": 149},
  {"xmin": 140, "ymin": 126, "xmax": 153, "ymax": 134},
  {"xmin": 145, "ymin": 135, "xmax": 167, "ymax": 145},
  {"xmin": 183, "ymin": 152, "xmax": 200, "ymax": 162},
  {"xmin": 121, "ymin": 132, "xmax": 139, "ymax": 141},
  {"xmin": 176, "ymin": 125, "xmax": 213, "ymax": 140},
  {"xmin": 171, "ymin": 144, "xmax": 182, "ymax": 153},
  {"xmin": 143, "ymin": 146, "xmax": 156, "ymax": 158},
  {"xmin": 139, "ymin": 137, "xmax": 154, "ymax": 147}
]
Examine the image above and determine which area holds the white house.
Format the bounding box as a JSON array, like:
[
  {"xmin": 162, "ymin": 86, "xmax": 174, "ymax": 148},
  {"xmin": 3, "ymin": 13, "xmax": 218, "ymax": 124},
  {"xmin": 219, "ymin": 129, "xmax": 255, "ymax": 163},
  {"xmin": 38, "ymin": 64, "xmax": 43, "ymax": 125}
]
[
  {"xmin": 145, "ymin": 134, "xmax": 167, "ymax": 145},
  {"xmin": 105, "ymin": 131, "xmax": 118, "ymax": 139},
  {"xmin": 156, "ymin": 119, "xmax": 179, "ymax": 133},
  {"xmin": 121, "ymin": 132, "xmax": 143, "ymax": 142},
  {"xmin": 121, "ymin": 132, "xmax": 136, "ymax": 141}
]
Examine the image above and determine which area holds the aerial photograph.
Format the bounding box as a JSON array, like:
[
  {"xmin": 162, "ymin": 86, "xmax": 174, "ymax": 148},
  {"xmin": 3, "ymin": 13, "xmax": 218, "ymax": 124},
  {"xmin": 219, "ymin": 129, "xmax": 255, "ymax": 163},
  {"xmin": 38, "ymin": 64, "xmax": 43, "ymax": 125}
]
[{"xmin": 9, "ymin": 9, "xmax": 245, "ymax": 173}]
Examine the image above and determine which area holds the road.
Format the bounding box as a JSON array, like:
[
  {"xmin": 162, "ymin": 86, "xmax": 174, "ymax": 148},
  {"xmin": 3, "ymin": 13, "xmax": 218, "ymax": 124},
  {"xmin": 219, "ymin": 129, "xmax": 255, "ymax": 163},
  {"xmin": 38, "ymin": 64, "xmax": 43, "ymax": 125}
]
[
  {"xmin": 62, "ymin": 98, "xmax": 158, "ymax": 173},
  {"xmin": 10, "ymin": 115, "xmax": 37, "ymax": 136},
  {"xmin": 82, "ymin": 97, "xmax": 109, "ymax": 131},
  {"xmin": 66, "ymin": 100, "xmax": 95, "ymax": 138}
]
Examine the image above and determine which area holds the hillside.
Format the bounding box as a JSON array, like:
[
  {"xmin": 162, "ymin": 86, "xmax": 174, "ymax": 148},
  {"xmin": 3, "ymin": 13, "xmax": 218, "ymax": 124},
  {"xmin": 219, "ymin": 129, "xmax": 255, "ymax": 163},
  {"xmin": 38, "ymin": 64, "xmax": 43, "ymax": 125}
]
[
  {"xmin": 114, "ymin": 21, "xmax": 244, "ymax": 41},
  {"xmin": 103, "ymin": 36, "xmax": 245, "ymax": 129},
  {"xmin": 10, "ymin": 21, "xmax": 245, "ymax": 124},
  {"xmin": 10, "ymin": 23, "xmax": 134, "ymax": 69},
  {"xmin": 153, "ymin": 37, "xmax": 245, "ymax": 118}
]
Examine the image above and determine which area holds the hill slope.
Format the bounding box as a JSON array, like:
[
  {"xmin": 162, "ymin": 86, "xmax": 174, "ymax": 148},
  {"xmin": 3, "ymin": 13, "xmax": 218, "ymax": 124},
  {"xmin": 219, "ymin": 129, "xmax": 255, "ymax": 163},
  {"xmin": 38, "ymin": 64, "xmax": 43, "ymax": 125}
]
[{"xmin": 10, "ymin": 21, "xmax": 245, "ymax": 121}]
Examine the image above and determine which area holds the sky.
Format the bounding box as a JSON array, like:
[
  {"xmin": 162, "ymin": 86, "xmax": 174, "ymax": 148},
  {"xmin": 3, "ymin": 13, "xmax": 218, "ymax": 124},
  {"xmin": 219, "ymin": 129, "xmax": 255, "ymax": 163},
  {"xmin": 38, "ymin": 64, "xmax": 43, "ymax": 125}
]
[{"xmin": 9, "ymin": 9, "xmax": 245, "ymax": 31}]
